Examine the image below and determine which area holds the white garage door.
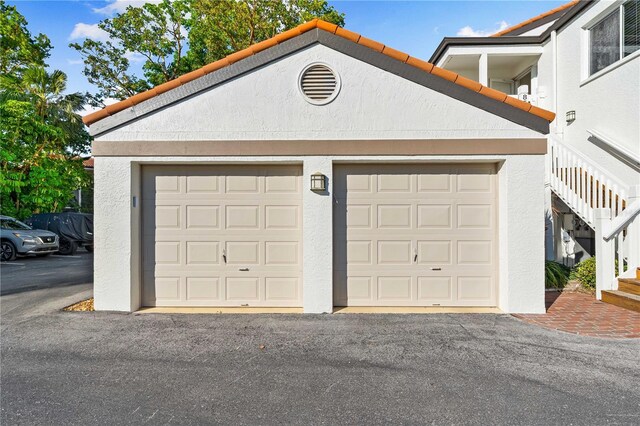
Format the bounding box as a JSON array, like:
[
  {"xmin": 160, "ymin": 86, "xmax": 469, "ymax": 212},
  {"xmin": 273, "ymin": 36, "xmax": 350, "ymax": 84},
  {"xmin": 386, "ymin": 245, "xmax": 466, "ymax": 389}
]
[
  {"xmin": 333, "ymin": 164, "xmax": 497, "ymax": 307},
  {"xmin": 142, "ymin": 165, "xmax": 302, "ymax": 307}
]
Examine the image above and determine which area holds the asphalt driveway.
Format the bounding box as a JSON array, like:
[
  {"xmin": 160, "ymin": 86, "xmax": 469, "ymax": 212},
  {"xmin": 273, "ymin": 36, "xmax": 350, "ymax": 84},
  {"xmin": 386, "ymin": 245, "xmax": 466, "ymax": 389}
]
[
  {"xmin": 1, "ymin": 286, "xmax": 639, "ymax": 425},
  {"xmin": 0, "ymin": 251, "xmax": 93, "ymax": 295}
]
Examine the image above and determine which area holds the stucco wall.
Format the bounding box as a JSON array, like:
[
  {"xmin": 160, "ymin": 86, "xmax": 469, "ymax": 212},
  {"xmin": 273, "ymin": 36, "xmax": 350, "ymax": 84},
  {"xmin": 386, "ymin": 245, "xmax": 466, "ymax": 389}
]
[
  {"xmin": 93, "ymin": 154, "xmax": 546, "ymax": 314},
  {"xmin": 551, "ymin": 0, "xmax": 639, "ymax": 185},
  {"xmin": 96, "ymin": 44, "xmax": 541, "ymax": 143}
]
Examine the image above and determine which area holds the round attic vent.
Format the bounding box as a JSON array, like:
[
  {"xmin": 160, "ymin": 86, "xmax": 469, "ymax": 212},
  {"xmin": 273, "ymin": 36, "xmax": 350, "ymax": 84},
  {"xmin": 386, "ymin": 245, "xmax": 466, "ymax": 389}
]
[{"xmin": 299, "ymin": 63, "xmax": 340, "ymax": 105}]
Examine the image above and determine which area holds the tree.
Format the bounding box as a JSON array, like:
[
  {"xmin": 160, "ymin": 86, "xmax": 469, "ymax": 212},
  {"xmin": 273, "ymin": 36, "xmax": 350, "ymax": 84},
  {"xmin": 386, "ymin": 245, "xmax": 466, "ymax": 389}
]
[
  {"xmin": 70, "ymin": 0, "xmax": 345, "ymax": 103},
  {"xmin": 0, "ymin": 0, "xmax": 51, "ymax": 78},
  {"xmin": 0, "ymin": 4, "xmax": 91, "ymax": 219}
]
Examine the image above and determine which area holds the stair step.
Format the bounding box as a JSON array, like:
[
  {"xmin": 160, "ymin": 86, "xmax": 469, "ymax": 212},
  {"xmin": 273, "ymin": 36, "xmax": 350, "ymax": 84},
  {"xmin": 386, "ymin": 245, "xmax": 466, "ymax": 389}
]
[
  {"xmin": 618, "ymin": 278, "xmax": 640, "ymax": 296},
  {"xmin": 602, "ymin": 290, "xmax": 640, "ymax": 313}
]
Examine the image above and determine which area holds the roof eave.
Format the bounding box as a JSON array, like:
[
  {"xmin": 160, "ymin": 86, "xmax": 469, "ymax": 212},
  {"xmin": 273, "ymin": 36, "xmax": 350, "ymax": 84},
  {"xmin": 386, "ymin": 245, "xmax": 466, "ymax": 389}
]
[{"xmin": 430, "ymin": 0, "xmax": 596, "ymax": 64}]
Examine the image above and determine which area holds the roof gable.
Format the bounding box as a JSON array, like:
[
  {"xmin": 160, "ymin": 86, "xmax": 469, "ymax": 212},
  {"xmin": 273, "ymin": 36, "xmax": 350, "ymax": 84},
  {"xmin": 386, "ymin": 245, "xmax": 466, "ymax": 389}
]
[
  {"xmin": 85, "ymin": 19, "xmax": 555, "ymax": 136},
  {"xmin": 492, "ymin": 0, "xmax": 579, "ymax": 37}
]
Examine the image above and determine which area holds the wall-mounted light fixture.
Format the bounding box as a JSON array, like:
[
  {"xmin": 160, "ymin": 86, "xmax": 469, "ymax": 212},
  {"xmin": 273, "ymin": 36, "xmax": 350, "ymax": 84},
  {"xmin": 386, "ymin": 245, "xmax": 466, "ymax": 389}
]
[
  {"xmin": 566, "ymin": 110, "xmax": 576, "ymax": 123},
  {"xmin": 310, "ymin": 172, "xmax": 327, "ymax": 192}
]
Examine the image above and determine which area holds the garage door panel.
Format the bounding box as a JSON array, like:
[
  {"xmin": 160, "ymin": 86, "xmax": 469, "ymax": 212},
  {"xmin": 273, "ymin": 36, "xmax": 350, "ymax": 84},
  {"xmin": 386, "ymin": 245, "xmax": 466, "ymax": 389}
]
[
  {"xmin": 377, "ymin": 205, "xmax": 412, "ymax": 228},
  {"xmin": 378, "ymin": 174, "xmax": 411, "ymax": 192},
  {"xmin": 346, "ymin": 205, "xmax": 372, "ymax": 228},
  {"xmin": 225, "ymin": 241, "xmax": 259, "ymax": 264},
  {"xmin": 265, "ymin": 174, "xmax": 299, "ymax": 193},
  {"xmin": 417, "ymin": 277, "xmax": 452, "ymax": 301},
  {"xmin": 156, "ymin": 242, "xmax": 180, "ymax": 264},
  {"xmin": 457, "ymin": 241, "xmax": 492, "ymax": 265},
  {"xmin": 186, "ymin": 175, "xmax": 220, "ymax": 193},
  {"xmin": 186, "ymin": 205, "xmax": 220, "ymax": 229},
  {"xmin": 225, "ymin": 206, "xmax": 260, "ymax": 229},
  {"xmin": 457, "ymin": 204, "xmax": 493, "ymax": 229},
  {"xmin": 265, "ymin": 277, "xmax": 299, "ymax": 301},
  {"xmin": 186, "ymin": 277, "xmax": 220, "ymax": 300},
  {"xmin": 225, "ymin": 175, "xmax": 259, "ymax": 193},
  {"xmin": 186, "ymin": 241, "xmax": 220, "ymax": 265},
  {"xmin": 377, "ymin": 240, "xmax": 412, "ymax": 264},
  {"xmin": 143, "ymin": 165, "xmax": 302, "ymax": 307},
  {"xmin": 417, "ymin": 240, "xmax": 452, "ymax": 264},
  {"xmin": 226, "ymin": 277, "xmax": 260, "ymax": 300},
  {"xmin": 378, "ymin": 277, "xmax": 412, "ymax": 301},
  {"xmin": 347, "ymin": 277, "xmax": 372, "ymax": 301},
  {"xmin": 458, "ymin": 277, "xmax": 493, "ymax": 301},
  {"xmin": 417, "ymin": 174, "xmax": 451, "ymax": 192},
  {"xmin": 265, "ymin": 242, "xmax": 299, "ymax": 265},
  {"xmin": 417, "ymin": 204, "xmax": 452, "ymax": 228},
  {"xmin": 156, "ymin": 206, "xmax": 181, "ymax": 229},
  {"xmin": 334, "ymin": 164, "xmax": 497, "ymax": 307},
  {"xmin": 347, "ymin": 241, "xmax": 372, "ymax": 264},
  {"xmin": 265, "ymin": 205, "xmax": 299, "ymax": 229},
  {"xmin": 457, "ymin": 173, "xmax": 492, "ymax": 192}
]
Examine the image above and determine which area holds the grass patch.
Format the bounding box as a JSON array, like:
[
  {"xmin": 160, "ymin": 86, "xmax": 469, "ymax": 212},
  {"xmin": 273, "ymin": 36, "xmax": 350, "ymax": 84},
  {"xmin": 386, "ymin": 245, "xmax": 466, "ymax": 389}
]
[{"xmin": 64, "ymin": 298, "xmax": 94, "ymax": 312}]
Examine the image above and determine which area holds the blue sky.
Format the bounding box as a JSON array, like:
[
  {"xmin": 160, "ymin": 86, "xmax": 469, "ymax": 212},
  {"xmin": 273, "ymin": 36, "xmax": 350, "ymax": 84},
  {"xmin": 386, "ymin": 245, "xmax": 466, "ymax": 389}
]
[{"xmin": 9, "ymin": 0, "xmax": 568, "ymax": 96}]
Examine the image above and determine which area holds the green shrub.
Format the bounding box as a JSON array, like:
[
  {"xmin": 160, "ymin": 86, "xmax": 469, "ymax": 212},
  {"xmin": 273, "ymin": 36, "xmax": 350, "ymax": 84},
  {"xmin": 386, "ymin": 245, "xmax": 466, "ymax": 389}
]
[
  {"xmin": 572, "ymin": 257, "xmax": 618, "ymax": 290},
  {"xmin": 545, "ymin": 261, "xmax": 570, "ymax": 289}
]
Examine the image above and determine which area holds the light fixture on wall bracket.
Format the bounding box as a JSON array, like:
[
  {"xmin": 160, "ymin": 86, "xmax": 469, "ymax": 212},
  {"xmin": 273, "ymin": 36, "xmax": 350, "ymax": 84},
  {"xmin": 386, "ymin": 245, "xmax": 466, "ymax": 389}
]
[
  {"xmin": 566, "ymin": 110, "xmax": 576, "ymax": 123},
  {"xmin": 310, "ymin": 172, "xmax": 327, "ymax": 192}
]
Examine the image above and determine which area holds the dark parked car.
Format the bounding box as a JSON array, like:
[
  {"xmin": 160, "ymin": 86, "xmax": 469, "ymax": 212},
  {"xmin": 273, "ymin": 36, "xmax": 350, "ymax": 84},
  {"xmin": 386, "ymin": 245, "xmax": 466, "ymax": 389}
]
[
  {"xmin": 26, "ymin": 212, "xmax": 93, "ymax": 255},
  {"xmin": 0, "ymin": 215, "xmax": 59, "ymax": 261}
]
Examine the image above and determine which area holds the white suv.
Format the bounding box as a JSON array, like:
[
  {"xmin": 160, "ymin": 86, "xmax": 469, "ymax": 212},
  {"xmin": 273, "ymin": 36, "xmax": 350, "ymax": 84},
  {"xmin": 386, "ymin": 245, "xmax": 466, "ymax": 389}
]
[{"xmin": 0, "ymin": 215, "xmax": 59, "ymax": 261}]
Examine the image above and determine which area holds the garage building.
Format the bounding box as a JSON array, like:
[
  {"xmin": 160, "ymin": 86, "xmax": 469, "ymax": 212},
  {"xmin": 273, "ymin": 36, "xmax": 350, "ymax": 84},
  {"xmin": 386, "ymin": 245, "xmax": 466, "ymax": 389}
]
[{"xmin": 85, "ymin": 20, "xmax": 554, "ymax": 313}]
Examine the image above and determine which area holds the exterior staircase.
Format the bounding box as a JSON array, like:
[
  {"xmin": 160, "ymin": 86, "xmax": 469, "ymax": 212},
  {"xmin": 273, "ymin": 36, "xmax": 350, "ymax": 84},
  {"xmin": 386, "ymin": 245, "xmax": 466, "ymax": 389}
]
[
  {"xmin": 549, "ymin": 137, "xmax": 640, "ymax": 309},
  {"xmin": 601, "ymin": 271, "xmax": 640, "ymax": 313}
]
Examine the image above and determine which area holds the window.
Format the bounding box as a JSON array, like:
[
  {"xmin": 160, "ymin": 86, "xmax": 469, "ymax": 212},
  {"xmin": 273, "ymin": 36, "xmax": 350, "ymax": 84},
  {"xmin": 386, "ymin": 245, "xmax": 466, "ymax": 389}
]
[
  {"xmin": 589, "ymin": 0, "xmax": 640, "ymax": 75},
  {"xmin": 590, "ymin": 11, "xmax": 620, "ymax": 74},
  {"xmin": 625, "ymin": 0, "xmax": 640, "ymax": 57}
]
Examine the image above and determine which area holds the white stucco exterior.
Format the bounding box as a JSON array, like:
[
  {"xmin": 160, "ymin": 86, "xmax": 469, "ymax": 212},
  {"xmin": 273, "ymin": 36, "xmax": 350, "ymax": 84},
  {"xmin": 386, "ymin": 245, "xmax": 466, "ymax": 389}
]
[
  {"xmin": 99, "ymin": 44, "xmax": 541, "ymax": 142},
  {"xmin": 92, "ymin": 38, "xmax": 548, "ymax": 314},
  {"xmin": 438, "ymin": 0, "xmax": 640, "ymax": 269},
  {"xmin": 94, "ymin": 154, "xmax": 546, "ymax": 314}
]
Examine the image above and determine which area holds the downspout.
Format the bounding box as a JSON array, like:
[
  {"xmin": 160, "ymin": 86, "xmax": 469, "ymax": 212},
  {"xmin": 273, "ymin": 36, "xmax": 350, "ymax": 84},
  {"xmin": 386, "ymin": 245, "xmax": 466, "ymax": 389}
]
[
  {"xmin": 552, "ymin": 29, "xmax": 559, "ymax": 136},
  {"xmin": 546, "ymin": 29, "xmax": 560, "ymax": 261}
]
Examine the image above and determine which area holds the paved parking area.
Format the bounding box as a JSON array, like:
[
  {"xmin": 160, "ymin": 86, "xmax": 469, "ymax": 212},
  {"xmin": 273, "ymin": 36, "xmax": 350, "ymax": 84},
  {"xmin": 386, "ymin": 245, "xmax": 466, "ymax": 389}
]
[
  {"xmin": 1, "ymin": 285, "xmax": 639, "ymax": 425},
  {"xmin": 514, "ymin": 291, "xmax": 640, "ymax": 339},
  {"xmin": 0, "ymin": 251, "xmax": 93, "ymax": 295}
]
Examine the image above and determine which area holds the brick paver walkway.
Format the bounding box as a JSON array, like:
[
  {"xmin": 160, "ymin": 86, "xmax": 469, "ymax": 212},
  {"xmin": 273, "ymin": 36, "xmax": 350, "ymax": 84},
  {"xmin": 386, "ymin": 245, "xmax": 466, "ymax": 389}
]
[{"xmin": 514, "ymin": 291, "xmax": 640, "ymax": 338}]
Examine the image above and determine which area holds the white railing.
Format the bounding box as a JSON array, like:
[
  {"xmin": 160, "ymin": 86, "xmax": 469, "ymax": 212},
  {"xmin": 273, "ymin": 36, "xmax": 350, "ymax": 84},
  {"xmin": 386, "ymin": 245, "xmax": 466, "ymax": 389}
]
[
  {"xmin": 595, "ymin": 187, "xmax": 640, "ymax": 299},
  {"xmin": 549, "ymin": 137, "xmax": 628, "ymax": 229}
]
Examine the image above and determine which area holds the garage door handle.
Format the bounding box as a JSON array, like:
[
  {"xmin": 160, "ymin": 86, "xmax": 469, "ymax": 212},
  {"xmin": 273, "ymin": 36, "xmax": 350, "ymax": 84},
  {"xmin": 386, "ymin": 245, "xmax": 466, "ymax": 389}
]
[
  {"xmin": 239, "ymin": 268, "xmax": 249, "ymax": 271},
  {"xmin": 431, "ymin": 267, "xmax": 441, "ymax": 271},
  {"xmin": 222, "ymin": 249, "xmax": 227, "ymax": 264}
]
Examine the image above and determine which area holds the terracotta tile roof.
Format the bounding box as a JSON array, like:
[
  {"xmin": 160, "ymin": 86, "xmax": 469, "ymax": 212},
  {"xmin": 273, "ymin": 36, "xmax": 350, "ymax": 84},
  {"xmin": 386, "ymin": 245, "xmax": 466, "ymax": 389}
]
[
  {"xmin": 83, "ymin": 157, "xmax": 94, "ymax": 168},
  {"xmin": 83, "ymin": 19, "xmax": 555, "ymax": 126},
  {"xmin": 491, "ymin": 0, "xmax": 579, "ymax": 37}
]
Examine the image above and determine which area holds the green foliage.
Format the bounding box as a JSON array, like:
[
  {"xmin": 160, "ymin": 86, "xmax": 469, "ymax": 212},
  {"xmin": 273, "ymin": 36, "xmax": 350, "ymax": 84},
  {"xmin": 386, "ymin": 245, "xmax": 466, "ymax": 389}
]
[
  {"xmin": 0, "ymin": 0, "xmax": 51, "ymax": 77},
  {"xmin": 0, "ymin": 4, "xmax": 91, "ymax": 219},
  {"xmin": 545, "ymin": 261, "xmax": 570, "ymax": 289},
  {"xmin": 70, "ymin": 0, "xmax": 345, "ymax": 103},
  {"xmin": 572, "ymin": 257, "xmax": 619, "ymax": 290}
]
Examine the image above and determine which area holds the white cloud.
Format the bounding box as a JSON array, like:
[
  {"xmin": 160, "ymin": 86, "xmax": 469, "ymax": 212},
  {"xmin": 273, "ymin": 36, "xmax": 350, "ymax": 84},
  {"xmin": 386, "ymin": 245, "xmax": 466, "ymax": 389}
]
[
  {"xmin": 69, "ymin": 23, "xmax": 110, "ymax": 42},
  {"xmin": 67, "ymin": 59, "xmax": 84, "ymax": 65},
  {"xmin": 93, "ymin": 0, "xmax": 160, "ymax": 16},
  {"xmin": 457, "ymin": 21, "xmax": 510, "ymax": 37},
  {"xmin": 124, "ymin": 51, "xmax": 145, "ymax": 63}
]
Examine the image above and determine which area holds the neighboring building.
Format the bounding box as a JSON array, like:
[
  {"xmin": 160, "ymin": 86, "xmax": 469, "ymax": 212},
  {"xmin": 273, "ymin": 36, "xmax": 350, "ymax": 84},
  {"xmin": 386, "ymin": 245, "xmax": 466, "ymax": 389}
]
[
  {"xmin": 84, "ymin": 20, "xmax": 555, "ymax": 313},
  {"xmin": 71, "ymin": 157, "xmax": 94, "ymax": 213},
  {"xmin": 431, "ymin": 0, "xmax": 639, "ymax": 304}
]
